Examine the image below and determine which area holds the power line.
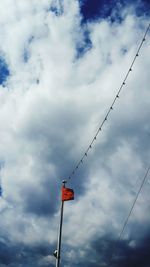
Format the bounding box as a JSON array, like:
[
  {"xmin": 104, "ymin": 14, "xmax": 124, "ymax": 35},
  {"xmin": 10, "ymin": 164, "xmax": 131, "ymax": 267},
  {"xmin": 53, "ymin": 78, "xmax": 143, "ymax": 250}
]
[
  {"xmin": 66, "ymin": 22, "xmax": 150, "ymax": 182},
  {"xmin": 108, "ymin": 165, "xmax": 150, "ymax": 266},
  {"xmin": 118, "ymin": 165, "xmax": 150, "ymax": 241}
]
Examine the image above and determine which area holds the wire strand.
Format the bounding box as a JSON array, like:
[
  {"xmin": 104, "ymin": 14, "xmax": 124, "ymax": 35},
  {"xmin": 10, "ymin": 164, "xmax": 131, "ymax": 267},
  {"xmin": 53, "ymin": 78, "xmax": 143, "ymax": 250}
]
[
  {"xmin": 118, "ymin": 165, "xmax": 150, "ymax": 241},
  {"xmin": 66, "ymin": 22, "xmax": 150, "ymax": 182},
  {"xmin": 108, "ymin": 165, "xmax": 150, "ymax": 266}
]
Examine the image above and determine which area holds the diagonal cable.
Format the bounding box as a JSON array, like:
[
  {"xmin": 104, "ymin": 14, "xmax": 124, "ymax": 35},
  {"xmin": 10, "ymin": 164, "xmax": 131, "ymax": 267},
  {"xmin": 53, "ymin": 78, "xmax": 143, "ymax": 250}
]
[
  {"xmin": 66, "ymin": 22, "xmax": 150, "ymax": 181},
  {"xmin": 108, "ymin": 165, "xmax": 150, "ymax": 267},
  {"xmin": 118, "ymin": 165, "xmax": 150, "ymax": 241}
]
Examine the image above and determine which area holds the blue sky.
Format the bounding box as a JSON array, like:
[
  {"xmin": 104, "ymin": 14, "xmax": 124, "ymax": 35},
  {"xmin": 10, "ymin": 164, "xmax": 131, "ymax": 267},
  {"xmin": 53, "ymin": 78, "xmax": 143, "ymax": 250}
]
[
  {"xmin": 0, "ymin": 58, "xmax": 9, "ymax": 85},
  {"xmin": 0, "ymin": 0, "xmax": 150, "ymax": 266},
  {"xmin": 80, "ymin": 0, "xmax": 150, "ymax": 21}
]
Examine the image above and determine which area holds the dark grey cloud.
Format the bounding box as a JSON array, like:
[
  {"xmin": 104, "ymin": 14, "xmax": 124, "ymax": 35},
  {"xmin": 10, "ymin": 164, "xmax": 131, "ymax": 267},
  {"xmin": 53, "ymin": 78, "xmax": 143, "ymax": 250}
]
[
  {"xmin": 61, "ymin": 229, "xmax": 150, "ymax": 267},
  {"xmin": 0, "ymin": 238, "xmax": 55, "ymax": 267},
  {"xmin": 22, "ymin": 178, "xmax": 57, "ymax": 217},
  {"xmin": 110, "ymin": 234, "xmax": 150, "ymax": 267}
]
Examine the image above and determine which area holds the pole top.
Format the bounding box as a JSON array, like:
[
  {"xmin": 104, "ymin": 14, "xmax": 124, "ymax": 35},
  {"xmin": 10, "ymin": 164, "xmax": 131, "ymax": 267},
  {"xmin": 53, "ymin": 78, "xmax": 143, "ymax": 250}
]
[{"xmin": 62, "ymin": 180, "xmax": 67, "ymax": 187}]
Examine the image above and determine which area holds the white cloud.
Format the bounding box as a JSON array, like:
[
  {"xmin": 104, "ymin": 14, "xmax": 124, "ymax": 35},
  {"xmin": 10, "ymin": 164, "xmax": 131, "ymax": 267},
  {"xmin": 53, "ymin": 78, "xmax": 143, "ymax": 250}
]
[{"xmin": 0, "ymin": 0, "xmax": 150, "ymax": 265}]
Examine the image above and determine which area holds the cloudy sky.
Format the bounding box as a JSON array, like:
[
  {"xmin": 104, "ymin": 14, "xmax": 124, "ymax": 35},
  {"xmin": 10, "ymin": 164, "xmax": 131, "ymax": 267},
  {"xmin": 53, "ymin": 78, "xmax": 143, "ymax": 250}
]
[{"xmin": 0, "ymin": 0, "xmax": 150, "ymax": 266}]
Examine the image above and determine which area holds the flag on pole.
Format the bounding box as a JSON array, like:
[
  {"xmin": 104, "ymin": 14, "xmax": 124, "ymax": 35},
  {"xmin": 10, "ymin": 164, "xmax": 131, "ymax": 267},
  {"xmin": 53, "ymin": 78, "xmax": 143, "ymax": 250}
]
[{"xmin": 62, "ymin": 186, "xmax": 74, "ymax": 201}]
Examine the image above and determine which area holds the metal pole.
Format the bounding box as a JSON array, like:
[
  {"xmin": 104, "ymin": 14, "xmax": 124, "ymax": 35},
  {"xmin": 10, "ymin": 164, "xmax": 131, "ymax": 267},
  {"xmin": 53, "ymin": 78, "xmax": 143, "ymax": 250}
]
[
  {"xmin": 56, "ymin": 181, "xmax": 66, "ymax": 267},
  {"xmin": 56, "ymin": 200, "xmax": 64, "ymax": 267}
]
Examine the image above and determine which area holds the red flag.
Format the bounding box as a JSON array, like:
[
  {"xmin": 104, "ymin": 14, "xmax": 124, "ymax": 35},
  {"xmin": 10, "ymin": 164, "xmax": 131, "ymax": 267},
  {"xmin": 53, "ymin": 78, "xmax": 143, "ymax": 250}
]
[{"xmin": 62, "ymin": 186, "xmax": 74, "ymax": 201}]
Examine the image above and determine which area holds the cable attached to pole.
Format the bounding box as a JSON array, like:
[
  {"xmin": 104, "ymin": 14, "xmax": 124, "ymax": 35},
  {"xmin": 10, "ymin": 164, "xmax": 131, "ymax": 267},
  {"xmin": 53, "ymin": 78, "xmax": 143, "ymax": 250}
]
[{"xmin": 66, "ymin": 22, "xmax": 150, "ymax": 182}]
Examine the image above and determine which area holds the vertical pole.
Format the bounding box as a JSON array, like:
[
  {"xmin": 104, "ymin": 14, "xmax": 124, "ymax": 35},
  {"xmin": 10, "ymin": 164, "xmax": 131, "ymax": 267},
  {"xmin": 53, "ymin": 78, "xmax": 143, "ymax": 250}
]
[
  {"xmin": 56, "ymin": 200, "xmax": 64, "ymax": 267},
  {"xmin": 56, "ymin": 181, "xmax": 66, "ymax": 267}
]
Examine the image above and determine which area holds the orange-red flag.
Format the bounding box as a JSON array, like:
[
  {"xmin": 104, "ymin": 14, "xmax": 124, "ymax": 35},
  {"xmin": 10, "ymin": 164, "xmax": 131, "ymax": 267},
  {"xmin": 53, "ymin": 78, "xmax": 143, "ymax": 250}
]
[{"xmin": 62, "ymin": 186, "xmax": 74, "ymax": 201}]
